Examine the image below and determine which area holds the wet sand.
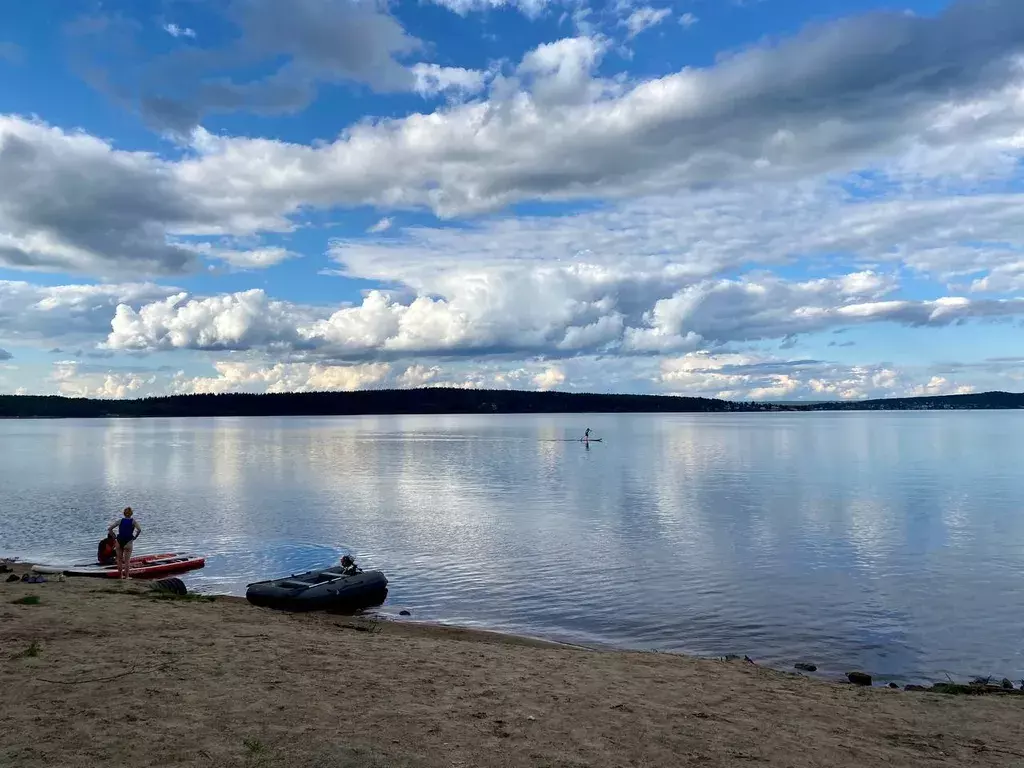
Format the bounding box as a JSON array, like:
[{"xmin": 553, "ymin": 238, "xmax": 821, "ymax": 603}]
[{"xmin": 2, "ymin": 566, "xmax": 1023, "ymax": 768}]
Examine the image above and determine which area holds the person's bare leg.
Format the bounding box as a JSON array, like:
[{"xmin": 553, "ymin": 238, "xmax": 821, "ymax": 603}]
[
  {"xmin": 122, "ymin": 541, "xmax": 134, "ymax": 579},
  {"xmin": 114, "ymin": 541, "xmax": 125, "ymax": 579}
]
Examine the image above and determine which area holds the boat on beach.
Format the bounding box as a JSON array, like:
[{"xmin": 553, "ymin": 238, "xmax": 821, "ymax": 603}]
[
  {"xmin": 31, "ymin": 552, "xmax": 206, "ymax": 579},
  {"xmin": 245, "ymin": 566, "xmax": 388, "ymax": 613}
]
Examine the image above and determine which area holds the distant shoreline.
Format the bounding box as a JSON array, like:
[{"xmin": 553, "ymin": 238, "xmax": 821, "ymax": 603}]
[{"xmin": 1, "ymin": 388, "xmax": 1022, "ymax": 420}]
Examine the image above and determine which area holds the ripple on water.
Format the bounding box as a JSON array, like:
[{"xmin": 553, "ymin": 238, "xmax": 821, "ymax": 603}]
[{"xmin": 2, "ymin": 412, "xmax": 1024, "ymax": 684}]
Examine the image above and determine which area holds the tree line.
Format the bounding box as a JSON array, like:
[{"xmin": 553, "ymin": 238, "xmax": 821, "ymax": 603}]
[{"xmin": 0, "ymin": 388, "xmax": 1020, "ymax": 419}]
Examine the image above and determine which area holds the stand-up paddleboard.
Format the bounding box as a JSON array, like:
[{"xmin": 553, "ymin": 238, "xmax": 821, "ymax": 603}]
[
  {"xmin": 580, "ymin": 438, "xmax": 603, "ymax": 442},
  {"xmin": 32, "ymin": 552, "xmax": 205, "ymax": 579}
]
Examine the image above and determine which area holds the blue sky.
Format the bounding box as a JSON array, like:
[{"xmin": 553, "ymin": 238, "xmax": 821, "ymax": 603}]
[{"xmin": 1, "ymin": 0, "xmax": 1024, "ymax": 400}]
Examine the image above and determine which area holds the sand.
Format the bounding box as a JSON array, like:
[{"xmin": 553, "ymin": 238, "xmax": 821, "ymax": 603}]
[{"xmin": 1, "ymin": 567, "xmax": 1023, "ymax": 768}]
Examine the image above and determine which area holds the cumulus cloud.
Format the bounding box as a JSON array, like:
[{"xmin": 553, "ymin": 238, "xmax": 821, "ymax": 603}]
[
  {"xmin": 0, "ymin": 280, "xmax": 177, "ymax": 344},
  {"xmin": 9, "ymin": 2, "xmax": 1024, "ymax": 281},
  {"xmin": 657, "ymin": 353, "xmax": 982, "ymax": 402},
  {"xmin": 628, "ymin": 279, "xmax": 1024, "ymax": 353},
  {"xmin": 100, "ymin": 269, "xmax": 1024, "ymax": 362},
  {"xmin": 173, "ymin": 360, "xmax": 392, "ymax": 394},
  {"xmin": 7, "ymin": 0, "xmax": 1024, "ymax": 398},
  {"xmin": 970, "ymin": 260, "xmax": 1024, "ymax": 293},
  {"xmin": 515, "ymin": 35, "xmax": 612, "ymax": 106},
  {"xmin": 908, "ymin": 375, "xmax": 976, "ymax": 397},
  {"xmin": 71, "ymin": 0, "xmax": 422, "ymax": 132},
  {"xmin": 167, "ymin": 1, "xmax": 1024, "ymax": 217},
  {"xmin": 52, "ymin": 361, "xmax": 159, "ymax": 399},
  {"xmin": 37, "ymin": 352, "xmax": 1017, "ymax": 401},
  {"xmin": 412, "ymin": 63, "xmax": 490, "ymax": 100},
  {"xmin": 0, "ymin": 117, "xmax": 210, "ymax": 275},
  {"xmin": 186, "ymin": 243, "xmax": 299, "ymax": 269},
  {"xmin": 425, "ymin": 0, "xmax": 552, "ymax": 17},
  {"xmin": 397, "ymin": 364, "xmax": 442, "ymax": 388},
  {"xmin": 0, "ymin": 348, "xmax": 11, "ymax": 361},
  {"xmin": 105, "ymin": 289, "xmax": 316, "ymax": 352},
  {"xmin": 0, "ymin": 116, "xmax": 308, "ymax": 276},
  {"xmin": 624, "ymin": 7, "xmax": 671, "ymax": 38},
  {"xmin": 532, "ymin": 365, "xmax": 566, "ymax": 390}
]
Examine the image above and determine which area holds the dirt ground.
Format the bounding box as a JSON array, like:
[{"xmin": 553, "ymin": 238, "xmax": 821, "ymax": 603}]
[{"xmin": 2, "ymin": 566, "xmax": 1023, "ymax": 768}]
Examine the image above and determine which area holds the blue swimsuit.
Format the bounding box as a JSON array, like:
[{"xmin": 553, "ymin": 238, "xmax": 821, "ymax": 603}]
[{"xmin": 117, "ymin": 518, "xmax": 135, "ymax": 546}]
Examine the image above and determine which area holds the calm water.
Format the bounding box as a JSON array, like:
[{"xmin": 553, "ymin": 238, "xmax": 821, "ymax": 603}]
[{"xmin": 2, "ymin": 412, "xmax": 1022, "ymax": 684}]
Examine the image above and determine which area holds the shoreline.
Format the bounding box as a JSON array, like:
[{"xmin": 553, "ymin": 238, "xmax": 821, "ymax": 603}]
[
  {"xmin": 3, "ymin": 388, "xmax": 1023, "ymax": 421},
  {"xmin": 7, "ymin": 555, "xmax": 1019, "ymax": 689},
  {"xmin": 4, "ymin": 565, "xmax": 1024, "ymax": 767}
]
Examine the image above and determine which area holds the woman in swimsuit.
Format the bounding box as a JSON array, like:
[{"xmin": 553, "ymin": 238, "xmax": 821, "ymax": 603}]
[{"xmin": 107, "ymin": 507, "xmax": 142, "ymax": 579}]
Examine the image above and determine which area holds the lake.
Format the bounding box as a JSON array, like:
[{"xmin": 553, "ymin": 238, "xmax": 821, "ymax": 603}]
[{"xmin": 2, "ymin": 412, "xmax": 1022, "ymax": 685}]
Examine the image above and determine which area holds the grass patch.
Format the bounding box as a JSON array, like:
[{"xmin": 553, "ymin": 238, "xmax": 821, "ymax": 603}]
[
  {"xmin": 145, "ymin": 592, "xmax": 216, "ymax": 603},
  {"xmin": 11, "ymin": 595, "xmax": 40, "ymax": 606},
  {"xmin": 930, "ymin": 681, "xmax": 1024, "ymax": 696},
  {"xmin": 243, "ymin": 737, "xmax": 272, "ymax": 768},
  {"xmin": 10, "ymin": 640, "xmax": 41, "ymax": 659}
]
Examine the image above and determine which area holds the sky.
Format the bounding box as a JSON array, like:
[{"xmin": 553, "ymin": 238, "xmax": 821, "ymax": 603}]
[{"xmin": 1, "ymin": 0, "xmax": 1024, "ymax": 401}]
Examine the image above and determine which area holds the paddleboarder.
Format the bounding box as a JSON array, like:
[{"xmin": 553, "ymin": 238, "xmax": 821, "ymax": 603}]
[
  {"xmin": 107, "ymin": 507, "xmax": 142, "ymax": 579},
  {"xmin": 584, "ymin": 427, "xmax": 591, "ymax": 441}
]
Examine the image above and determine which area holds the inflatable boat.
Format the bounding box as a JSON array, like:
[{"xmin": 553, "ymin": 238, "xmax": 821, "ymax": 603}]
[
  {"xmin": 32, "ymin": 552, "xmax": 206, "ymax": 579},
  {"xmin": 245, "ymin": 567, "xmax": 388, "ymax": 613}
]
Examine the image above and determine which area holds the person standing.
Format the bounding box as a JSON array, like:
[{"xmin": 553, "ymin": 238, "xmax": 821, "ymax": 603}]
[{"xmin": 107, "ymin": 507, "xmax": 141, "ymax": 579}]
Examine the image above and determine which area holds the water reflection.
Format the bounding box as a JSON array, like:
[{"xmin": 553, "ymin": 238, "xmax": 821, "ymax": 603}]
[{"xmin": 1, "ymin": 412, "xmax": 1023, "ymax": 684}]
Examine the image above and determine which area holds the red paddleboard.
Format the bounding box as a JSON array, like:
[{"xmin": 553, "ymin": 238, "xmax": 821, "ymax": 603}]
[{"xmin": 32, "ymin": 552, "xmax": 206, "ymax": 579}]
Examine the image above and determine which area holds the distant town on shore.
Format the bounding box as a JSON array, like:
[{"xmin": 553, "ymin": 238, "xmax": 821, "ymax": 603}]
[{"xmin": 0, "ymin": 389, "xmax": 1022, "ymax": 419}]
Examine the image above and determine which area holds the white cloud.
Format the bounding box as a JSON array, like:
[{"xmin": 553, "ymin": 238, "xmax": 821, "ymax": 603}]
[
  {"xmin": 8, "ymin": 0, "xmax": 1024, "ymax": 398},
  {"xmin": 105, "ymin": 289, "xmax": 315, "ymax": 352},
  {"xmin": 163, "ymin": 23, "xmax": 196, "ymax": 39},
  {"xmin": 172, "ymin": 361, "xmax": 391, "ymax": 394},
  {"xmin": 424, "ymin": 0, "xmax": 552, "ymax": 18},
  {"xmin": 970, "ymin": 260, "xmax": 1024, "ymax": 293},
  {"xmin": 8, "ymin": 3, "xmax": 1024, "ymax": 280},
  {"xmin": 908, "ymin": 375, "xmax": 976, "ymax": 397},
  {"xmin": 0, "ymin": 280, "xmax": 177, "ymax": 344},
  {"xmin": 678, "ymin": 12, "xmax": 698, "ymax": 28},
  {"xmin": 177, "ymin": 241, "xmax": 300, "ymax": 269},
  {"xmin": 35, "ymin": 352, "xmax": 1016, "ymax": 401},
  {"xmin": 0, "ymin": 116, "xmax": 209, "ymax": 275},
  {"xmin": 52, "ymin": 361, "xmax": 158, "ymax": 399},
  {"xmin": 625, "ymin": 7, "xmax": 671, "ymax": 38},
  {"xmin": 532, "ymin": 365, "xmax": 566, "ymax": 390},
  {"xmin": 75, "ymin": 0, "xmax": 422, "ymax": 133},
  {"xmin": 515, "ymin": 35, "xmax": 612, "ymax": 106},
  {"xmin": 657, "ymin": 353, "xmax": 982, "ymax": 402},
  {"xmin": 412, "ymin": 63, "xmax": 490, "ymax": 100},
  {"xmin": 166, "ymin": 3, "xmax": 1024, "ymax": 218},
  {"xmin": 397, "ymin": 364, "xmax": 442, "ymax": 388},
  {"xmin": 100, "ymin": 269, "xmax": 1024, "ymax": 362}
]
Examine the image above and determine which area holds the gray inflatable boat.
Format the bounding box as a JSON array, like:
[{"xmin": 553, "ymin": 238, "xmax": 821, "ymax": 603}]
[{"xmin": 245, "ymin": 567, "xmax": 388, "ymax": 613}]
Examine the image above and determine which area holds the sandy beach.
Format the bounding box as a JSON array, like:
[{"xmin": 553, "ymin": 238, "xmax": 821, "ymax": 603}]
[{"xmin": 2, "ymin": 567, "xmax": 1023, "ymax": 768}]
